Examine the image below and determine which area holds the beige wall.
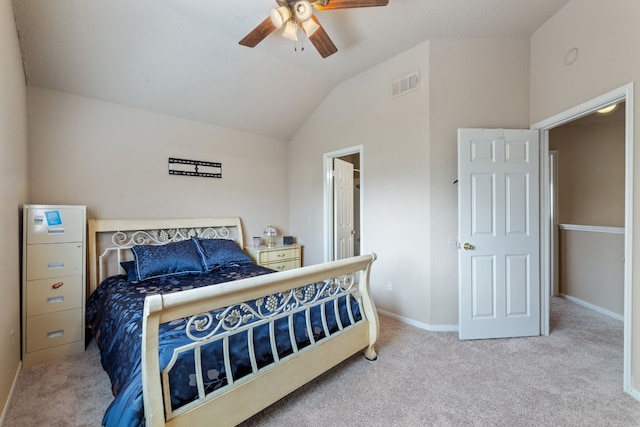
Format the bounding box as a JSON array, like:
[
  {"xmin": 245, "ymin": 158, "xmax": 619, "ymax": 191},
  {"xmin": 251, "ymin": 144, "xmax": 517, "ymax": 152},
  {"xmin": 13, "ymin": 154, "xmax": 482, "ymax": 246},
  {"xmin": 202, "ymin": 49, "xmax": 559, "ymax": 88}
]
[
  {"xmin": 27, "ymin": 88, "xmax": 290, "ymax": 242},
  {"xmin": 428, "ymin": 38, "xmax": 531, "ymax": 325},
  {"xmin": 289, "ymin": 41, "xmax": 432, "ymax": 323},
  {"xmin": 531, "ymin": 0, "xmax": 640, "ymax": 395},
  {"xmin": 289, "ymin": 38, "xmax": 530, "ymax": 327},
  {"xmin": 550, "ymin": 121, "xmax": 625, "ymax": 227},
  {"xmin": 560, "ymin": 228, "xmax": 624, "ymax": 316},
  {"xmin": 0, "ymin": 0, "xmax": 28, "ymax": 418}
]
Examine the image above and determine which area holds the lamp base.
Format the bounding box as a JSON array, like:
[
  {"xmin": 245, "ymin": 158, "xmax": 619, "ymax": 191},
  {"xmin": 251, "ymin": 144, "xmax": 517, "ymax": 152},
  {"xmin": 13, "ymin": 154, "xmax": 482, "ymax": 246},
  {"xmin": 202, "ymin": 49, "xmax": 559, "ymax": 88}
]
[{"xmin": 266, "ymin": 236, "xmax": 275, "ymax": 248}]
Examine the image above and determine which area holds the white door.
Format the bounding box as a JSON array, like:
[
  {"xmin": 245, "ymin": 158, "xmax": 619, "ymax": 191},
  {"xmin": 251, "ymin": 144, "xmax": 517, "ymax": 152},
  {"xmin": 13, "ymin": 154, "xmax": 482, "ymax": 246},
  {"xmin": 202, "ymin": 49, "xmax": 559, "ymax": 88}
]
[
  {"xmin": 458, "ymin": 128, "xmax": 540, "ymax": 340},
  {"xmin": 334, "ymin": 158, "xmax": 354, "ymax": 260}
]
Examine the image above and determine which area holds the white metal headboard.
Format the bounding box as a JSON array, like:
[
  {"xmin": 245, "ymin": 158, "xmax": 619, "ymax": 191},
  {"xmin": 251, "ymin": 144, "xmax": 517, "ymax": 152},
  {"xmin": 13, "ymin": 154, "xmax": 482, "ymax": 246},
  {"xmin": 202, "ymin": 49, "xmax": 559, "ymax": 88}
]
[{"xmin": 87, "ymin": 217, "xmax": 245, "ymax": 296}]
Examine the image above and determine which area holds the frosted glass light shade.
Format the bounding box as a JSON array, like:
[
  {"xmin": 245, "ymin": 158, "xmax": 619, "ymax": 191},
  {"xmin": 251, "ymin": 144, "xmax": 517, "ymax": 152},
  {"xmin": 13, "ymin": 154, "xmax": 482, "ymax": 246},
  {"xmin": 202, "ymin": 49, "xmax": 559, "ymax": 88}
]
[
  {"xmin": 294, "ymin": 0, "xmax": 313, "ymax": 22},
  {"xmin": 282, "ymin": 21, "xmax": 298, "ymax": 41},
  {"xmin": 269, "ymin": 6, "xmax": 291, "ymax": 29},
  {"xmin": 597, "ymin": 104, "xmax": 617, "ymax": 114},
  {"xmin": 301, "ymin": 18, "xmax": 320, "ymax": 36}
]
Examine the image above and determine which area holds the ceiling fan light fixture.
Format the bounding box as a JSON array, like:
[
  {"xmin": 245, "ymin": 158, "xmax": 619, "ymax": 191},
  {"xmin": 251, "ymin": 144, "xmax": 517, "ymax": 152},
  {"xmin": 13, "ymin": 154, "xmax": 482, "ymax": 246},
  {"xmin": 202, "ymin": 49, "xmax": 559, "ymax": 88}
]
[
  {"xmin": 301, "ymin": 18, "xmax": 320, "ymax": 36},
  {"xmin": 294, "ymin": 0, "xmax": 314, "ymax": 21},
  {"xmin": 269, "ymin": 6, "xmax": 291, "ymax": 28},
  {"xmin": 282, "ymin": 20, "xmax": 298, "ymax": 41}
]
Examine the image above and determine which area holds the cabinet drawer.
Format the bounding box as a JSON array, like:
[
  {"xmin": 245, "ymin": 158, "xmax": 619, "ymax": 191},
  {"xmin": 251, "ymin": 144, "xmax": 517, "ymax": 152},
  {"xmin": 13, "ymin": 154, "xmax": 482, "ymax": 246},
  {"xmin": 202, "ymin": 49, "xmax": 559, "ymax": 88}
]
[
  {"xmin": 259, "ymin": 247, "xmax": 300, "ymax": 263},
  {"xmin": 26, "ymin": 309, "xmax": 82, "ymax": 352},
  {"xmin": 26, "ymin": 206, "xmax": 84, "ymax": 244},
  {"xmin": 264, "ymin": 259, "xmax": 299, "ymax": 272},
  {"xmin": 26, "ymin": 275, "xmax": 82, "ymax": 316},
  {"xmin": 26, "ymin": 242, "xmax": 84, "ymax": 280}
]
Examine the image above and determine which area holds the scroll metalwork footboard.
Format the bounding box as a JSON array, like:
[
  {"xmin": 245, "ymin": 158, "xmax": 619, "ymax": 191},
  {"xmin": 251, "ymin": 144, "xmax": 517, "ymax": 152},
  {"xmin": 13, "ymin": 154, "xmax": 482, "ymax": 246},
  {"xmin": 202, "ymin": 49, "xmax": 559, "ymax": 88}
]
[{"xmin": 142, "ymin": 253, "xmax": 378, "ymax": 427}]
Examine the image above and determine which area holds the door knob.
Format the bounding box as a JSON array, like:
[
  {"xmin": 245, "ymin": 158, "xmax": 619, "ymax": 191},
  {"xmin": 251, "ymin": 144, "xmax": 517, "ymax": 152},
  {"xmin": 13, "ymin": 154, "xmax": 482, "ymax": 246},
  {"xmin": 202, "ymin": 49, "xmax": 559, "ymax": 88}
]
[{"xmin": 463, "ymin": 243, "xmax": 474, "ymax": 250}]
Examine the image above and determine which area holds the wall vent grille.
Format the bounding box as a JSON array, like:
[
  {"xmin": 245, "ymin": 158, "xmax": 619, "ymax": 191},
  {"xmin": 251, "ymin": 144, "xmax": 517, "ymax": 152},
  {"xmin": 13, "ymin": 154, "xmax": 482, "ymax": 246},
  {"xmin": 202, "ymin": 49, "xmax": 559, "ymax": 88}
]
[{"xmin": 391, "ymin": 71, "xmax": 420, "ymax": 98}]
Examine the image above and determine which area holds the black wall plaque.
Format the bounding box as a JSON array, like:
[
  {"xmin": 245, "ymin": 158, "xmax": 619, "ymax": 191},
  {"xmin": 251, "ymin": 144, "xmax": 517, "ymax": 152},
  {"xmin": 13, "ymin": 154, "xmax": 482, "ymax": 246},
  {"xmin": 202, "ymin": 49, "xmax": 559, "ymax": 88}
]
[{"xmin": 168, "ymin": 158, "xmax": 222, "ymax": 178}]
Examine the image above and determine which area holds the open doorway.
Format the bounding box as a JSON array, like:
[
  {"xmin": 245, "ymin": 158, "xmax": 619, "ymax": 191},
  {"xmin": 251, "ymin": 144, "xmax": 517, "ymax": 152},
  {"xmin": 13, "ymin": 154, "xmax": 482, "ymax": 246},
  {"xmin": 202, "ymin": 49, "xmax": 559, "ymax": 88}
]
[
  {"xmin": 533, "ymin": 83, "xmax": 634, "ymax": 396},
  {"xmin": 548, "ymin": 103, "xmax": 625, "ymax": 320},
  {"xmin": 323, "ymin": 145, "xmax": 363, "ymax": 262}
]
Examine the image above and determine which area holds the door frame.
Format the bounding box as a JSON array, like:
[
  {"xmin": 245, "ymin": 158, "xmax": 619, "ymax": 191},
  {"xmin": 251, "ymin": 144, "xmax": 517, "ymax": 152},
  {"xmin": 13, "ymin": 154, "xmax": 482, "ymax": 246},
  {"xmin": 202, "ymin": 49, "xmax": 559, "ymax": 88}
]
[
  {"xmin": 532, "ymin": 82, "xmax": 634, "ymax": 395},
  {"xmin": 323, "ymin": 145, "xmax": 364, "ymax": 262},
  {"xmin": 549, "ymin": 150, "xmax": 559, "ymax": 297}
]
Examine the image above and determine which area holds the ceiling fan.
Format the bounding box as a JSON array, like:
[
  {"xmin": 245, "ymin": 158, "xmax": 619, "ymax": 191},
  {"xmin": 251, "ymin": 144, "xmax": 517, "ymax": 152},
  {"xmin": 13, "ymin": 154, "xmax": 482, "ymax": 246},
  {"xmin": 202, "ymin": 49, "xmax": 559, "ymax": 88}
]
[{"xmin": 239, "ymin": 0, "xmax": 389, "ymax": 58}]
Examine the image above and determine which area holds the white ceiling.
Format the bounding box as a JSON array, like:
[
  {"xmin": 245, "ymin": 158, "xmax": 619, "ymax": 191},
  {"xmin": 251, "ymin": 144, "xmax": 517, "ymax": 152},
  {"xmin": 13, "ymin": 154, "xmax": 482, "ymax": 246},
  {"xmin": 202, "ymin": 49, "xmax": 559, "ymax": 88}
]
[{"xmin": 11, "ymin": 0, "xmax": 570, "ymax": 140}]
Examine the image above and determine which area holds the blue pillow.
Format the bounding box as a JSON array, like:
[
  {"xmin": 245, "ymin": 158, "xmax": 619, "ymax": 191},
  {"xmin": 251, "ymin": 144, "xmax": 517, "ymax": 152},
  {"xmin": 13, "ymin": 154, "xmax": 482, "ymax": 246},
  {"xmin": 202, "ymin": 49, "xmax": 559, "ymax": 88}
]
[
  {"xmin": 130, "ymin": 239, "xmax": 205, "ymax": 282},
  {"xmin": 192, "ymin": 237, "xmax": 253, "ymax": 271},
  {"xmin": 120, "ymin": 261, "xmax": 139, "ymax": 284}
]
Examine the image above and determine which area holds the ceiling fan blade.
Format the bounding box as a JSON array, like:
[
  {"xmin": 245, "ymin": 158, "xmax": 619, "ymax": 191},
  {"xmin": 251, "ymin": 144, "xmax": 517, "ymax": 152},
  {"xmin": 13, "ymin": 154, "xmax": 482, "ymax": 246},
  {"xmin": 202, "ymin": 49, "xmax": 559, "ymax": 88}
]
[
  {"xmin": 314, "ymin": 0, "xmax": 388, "ymax": 10},
  {"xmin": 305, "ymin": 16, "xmax": 337, "ymax": 58},
  {"xmin": 239, "ymin": 17, "xmax": 277, "ymax": 48}
]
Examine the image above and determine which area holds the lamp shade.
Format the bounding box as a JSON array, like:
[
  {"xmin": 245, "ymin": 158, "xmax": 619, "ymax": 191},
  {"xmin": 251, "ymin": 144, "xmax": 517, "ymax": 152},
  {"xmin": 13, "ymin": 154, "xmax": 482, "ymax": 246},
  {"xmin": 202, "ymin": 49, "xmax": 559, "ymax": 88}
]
[
  {"xmin": 269, "ymin": 6, "xmax": 291, "ymax": 29},
  {"xmin": 282, "ymin": 20, "xmax": 298, "ymax": 41},
  {"xmin": 294, "ymin": 0, "xmax": 313, "ymax": 22},
  {"xmin": 301, "ymin": 17, "xmax": 320, "ymax": 36}
]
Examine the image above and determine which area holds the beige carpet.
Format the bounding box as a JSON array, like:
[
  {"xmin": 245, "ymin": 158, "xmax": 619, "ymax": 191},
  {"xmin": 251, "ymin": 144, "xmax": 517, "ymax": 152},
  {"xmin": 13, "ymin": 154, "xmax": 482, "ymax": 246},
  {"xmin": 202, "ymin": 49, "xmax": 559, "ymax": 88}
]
[{"xmin": 5, "ymin": 297, "xmax": 640, "ymax": 426}]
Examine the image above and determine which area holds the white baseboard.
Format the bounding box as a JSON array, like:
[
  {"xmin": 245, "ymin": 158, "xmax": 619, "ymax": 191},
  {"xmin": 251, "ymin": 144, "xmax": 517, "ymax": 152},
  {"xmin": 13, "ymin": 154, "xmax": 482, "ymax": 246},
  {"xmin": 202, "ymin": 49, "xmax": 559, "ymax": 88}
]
[
  {"xmin": 0, "ymin": 361, "xmax": 22, "ymax": 426},
  {"xmin": 377, "ymin": 309, "xmax": 458, "ymax": 332},
  {"xmin": 626, "ymin": 384, "xmax": 640, "ymax": 401},
  {"xmin": 379, "ymin": 294, "xmax": 623, "ymax": 333},
  {"xmin": 560, "ymin": 294, "xmax": 624, "ymax": 321}
]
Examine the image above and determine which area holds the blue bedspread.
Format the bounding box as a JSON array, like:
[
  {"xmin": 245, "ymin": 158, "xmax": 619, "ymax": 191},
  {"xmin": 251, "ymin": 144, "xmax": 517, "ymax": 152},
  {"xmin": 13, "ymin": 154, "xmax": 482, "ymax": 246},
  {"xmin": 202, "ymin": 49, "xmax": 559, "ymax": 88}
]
[{"xmin": 86, "ymin": 264, "xmax": 361, "ymax": 427}]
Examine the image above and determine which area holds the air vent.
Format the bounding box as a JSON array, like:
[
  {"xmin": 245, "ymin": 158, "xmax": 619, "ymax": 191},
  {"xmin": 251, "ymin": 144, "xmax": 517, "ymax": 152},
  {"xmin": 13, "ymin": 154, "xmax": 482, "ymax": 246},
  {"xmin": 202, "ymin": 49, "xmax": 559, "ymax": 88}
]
[{"xmin": 391, "ymin": 71, "xmax": 420, "ymax": 98}]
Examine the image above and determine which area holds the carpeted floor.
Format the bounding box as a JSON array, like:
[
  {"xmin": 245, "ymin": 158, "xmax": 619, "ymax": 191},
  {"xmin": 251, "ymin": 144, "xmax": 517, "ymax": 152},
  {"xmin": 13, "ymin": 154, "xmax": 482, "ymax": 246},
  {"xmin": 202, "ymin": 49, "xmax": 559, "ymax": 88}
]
[{"xmin": 4, "ymin": 297, "xmax": 640, "ymax": 426}]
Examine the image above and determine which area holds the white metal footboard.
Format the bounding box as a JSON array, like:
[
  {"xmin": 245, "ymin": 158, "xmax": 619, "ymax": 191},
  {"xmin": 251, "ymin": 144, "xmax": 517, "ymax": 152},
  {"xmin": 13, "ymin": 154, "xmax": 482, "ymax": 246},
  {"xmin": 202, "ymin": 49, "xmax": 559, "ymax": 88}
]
[{"xmin": 142, "ymin": 253, "xmax": 378, "ymax": 427}]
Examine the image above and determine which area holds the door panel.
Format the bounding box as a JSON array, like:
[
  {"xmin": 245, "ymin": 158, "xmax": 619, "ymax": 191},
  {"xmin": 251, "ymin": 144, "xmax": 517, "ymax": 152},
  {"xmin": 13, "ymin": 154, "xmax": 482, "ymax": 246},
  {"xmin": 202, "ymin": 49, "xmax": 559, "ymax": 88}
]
[
  {"xmin": 471, "ymin": 255, "xmax": 495, "ymax": 318},
  {"xmin": 458, "ymin": 128, "xmax": 540, "ymax": 340},
  {"xmin": 334, "ymin": 158, "xmax": 354, "ymax": 260}
]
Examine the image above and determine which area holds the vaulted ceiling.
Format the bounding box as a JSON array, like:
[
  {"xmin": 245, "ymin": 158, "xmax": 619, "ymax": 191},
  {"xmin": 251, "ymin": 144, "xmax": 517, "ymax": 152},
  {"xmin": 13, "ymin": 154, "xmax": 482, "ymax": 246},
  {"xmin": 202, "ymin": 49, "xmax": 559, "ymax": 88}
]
[{"xmin": 12, "ymin": 0, "xmax": 570, "ymax": 140}]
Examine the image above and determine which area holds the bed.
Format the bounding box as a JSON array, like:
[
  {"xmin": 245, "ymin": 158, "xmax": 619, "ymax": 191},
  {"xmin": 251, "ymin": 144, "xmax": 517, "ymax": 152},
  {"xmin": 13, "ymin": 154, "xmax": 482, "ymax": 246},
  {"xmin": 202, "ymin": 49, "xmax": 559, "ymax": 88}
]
[{"xmin": 86, "ymin": 217, "xmax": 378, "ymax": 426}]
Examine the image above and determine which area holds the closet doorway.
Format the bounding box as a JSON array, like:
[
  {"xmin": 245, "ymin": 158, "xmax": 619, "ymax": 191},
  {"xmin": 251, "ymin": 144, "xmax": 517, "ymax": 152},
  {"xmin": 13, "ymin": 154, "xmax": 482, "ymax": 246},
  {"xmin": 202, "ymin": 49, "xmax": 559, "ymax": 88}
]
[{"xmin": 323, "ymin": 145, "xmax": 363, "ymax": 262}]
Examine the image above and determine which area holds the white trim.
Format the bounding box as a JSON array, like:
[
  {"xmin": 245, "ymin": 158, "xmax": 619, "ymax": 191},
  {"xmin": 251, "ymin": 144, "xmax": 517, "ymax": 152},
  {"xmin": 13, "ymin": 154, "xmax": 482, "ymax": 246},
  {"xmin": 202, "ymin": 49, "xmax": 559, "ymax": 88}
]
[
  {"xmin": 560, "ymin": 294, "xmax": 624, "ymax": 322},
  {"xmin": 532, "ymin": 82, "xmax": 635, "ymax": 398},
  {"xmin": 550, "ymin": 150, "xmax": 560, "ymax": 297},
  {"xmin": 540, "ymin": 128, "xmax": 551, "ymax": 335},
  {"xmin": 323, "ymin": 145, "xmax": 364, "ymax": 263},
  {"xmin": 0, "ymin": 361, "xmax": 22, "ymax": 425},
  {"xmin": 558, "ymin": 224, "xmax": 625, "ymax": 234},
  {"xmin": 378, "ymin": 309, "xmax": 458, "ymax": 332},
  {"xmin": 532, "ymin": 85, "xmax": 630, "ymax": 129},
  {"xmin": 628, "ymin": 385, "xmax": 640, "ymax": 401}
]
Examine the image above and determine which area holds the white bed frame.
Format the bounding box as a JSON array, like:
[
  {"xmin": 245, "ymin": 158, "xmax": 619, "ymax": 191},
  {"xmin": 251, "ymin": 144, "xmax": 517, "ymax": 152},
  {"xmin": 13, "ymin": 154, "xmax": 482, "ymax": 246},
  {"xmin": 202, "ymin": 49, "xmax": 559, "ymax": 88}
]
[{"xmin": 87, "ymin": 217, "xmax": 378, "ymax": 427}]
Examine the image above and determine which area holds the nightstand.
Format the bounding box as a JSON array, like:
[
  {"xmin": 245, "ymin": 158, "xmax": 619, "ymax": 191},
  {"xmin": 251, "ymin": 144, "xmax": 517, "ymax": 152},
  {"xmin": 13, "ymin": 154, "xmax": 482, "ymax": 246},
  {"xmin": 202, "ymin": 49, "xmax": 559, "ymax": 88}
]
[
  {"xmin": 22, "ymin": 205, "xmax": 86, "ymax": 367},
  {"xmin": 245, "ymin": 244, "xmax": 302, "ymax": 272}
]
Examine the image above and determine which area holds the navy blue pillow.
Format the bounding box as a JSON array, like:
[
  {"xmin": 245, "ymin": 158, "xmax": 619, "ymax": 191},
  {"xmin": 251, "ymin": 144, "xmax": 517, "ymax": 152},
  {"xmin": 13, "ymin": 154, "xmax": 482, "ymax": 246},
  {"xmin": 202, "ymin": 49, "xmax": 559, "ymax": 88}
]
[
  {"xmin": 192, "ymin": 237, "xmax": 253, "ymax": 271},
  {"xmin": 120, "ymin": 261, "xmax": 139, "ymax": 284},
  {"xmin": 130, "ymin": 239, "xmax": 205, "ymax": 282}
]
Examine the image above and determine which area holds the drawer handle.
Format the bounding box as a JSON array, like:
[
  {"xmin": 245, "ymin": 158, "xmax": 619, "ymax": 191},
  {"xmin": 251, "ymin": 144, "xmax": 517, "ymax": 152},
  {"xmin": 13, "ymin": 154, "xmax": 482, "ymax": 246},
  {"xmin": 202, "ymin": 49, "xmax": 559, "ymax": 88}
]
[
  {"xmin": 47, "ymin": 296, "xmax": 64, "ymax": 304},
  {"xmin": 275, "ymin": 265, "xmax": 286, "ymax": 270},
  {"xmin": 52, "ymin": 281, "xmax": 64, "ymax": 289},
  {"xmin": 47, "ymin": 330, "xmax": 64, "ymax": 339},
  {"xmin": 47, "ymin": 262, "xmax": 64, "ymax": 269},
  {"xmin": 47, "ymin": 228, "xmax": 65, "ymax": 234},
  {"xmin": 277, "ymin": 253, "xmax": 285, "ymax": 258}
]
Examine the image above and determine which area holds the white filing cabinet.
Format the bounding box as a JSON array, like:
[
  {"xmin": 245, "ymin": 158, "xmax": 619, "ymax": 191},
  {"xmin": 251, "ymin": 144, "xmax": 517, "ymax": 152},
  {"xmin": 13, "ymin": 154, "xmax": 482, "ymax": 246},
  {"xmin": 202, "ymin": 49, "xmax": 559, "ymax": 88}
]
[{"xmin": 22, "ymin": 205, "xmax": 86, "ymax": 367}]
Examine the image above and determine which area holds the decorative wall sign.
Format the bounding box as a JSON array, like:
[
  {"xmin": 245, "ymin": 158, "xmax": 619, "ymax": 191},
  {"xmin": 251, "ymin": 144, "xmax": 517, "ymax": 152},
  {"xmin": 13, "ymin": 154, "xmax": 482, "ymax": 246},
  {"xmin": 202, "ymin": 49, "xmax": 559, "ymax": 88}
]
[{"xmin": 168, "ymin": 158, "xmax": 222, "ymax": 178}]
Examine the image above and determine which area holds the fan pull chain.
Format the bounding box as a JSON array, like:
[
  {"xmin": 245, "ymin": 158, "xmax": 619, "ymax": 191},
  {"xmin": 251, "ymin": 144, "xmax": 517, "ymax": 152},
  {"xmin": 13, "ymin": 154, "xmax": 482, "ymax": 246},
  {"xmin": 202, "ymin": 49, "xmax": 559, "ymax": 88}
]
[{"xmin": 294, "ymin": 38, "xmax": 305, "ymax": 52}]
